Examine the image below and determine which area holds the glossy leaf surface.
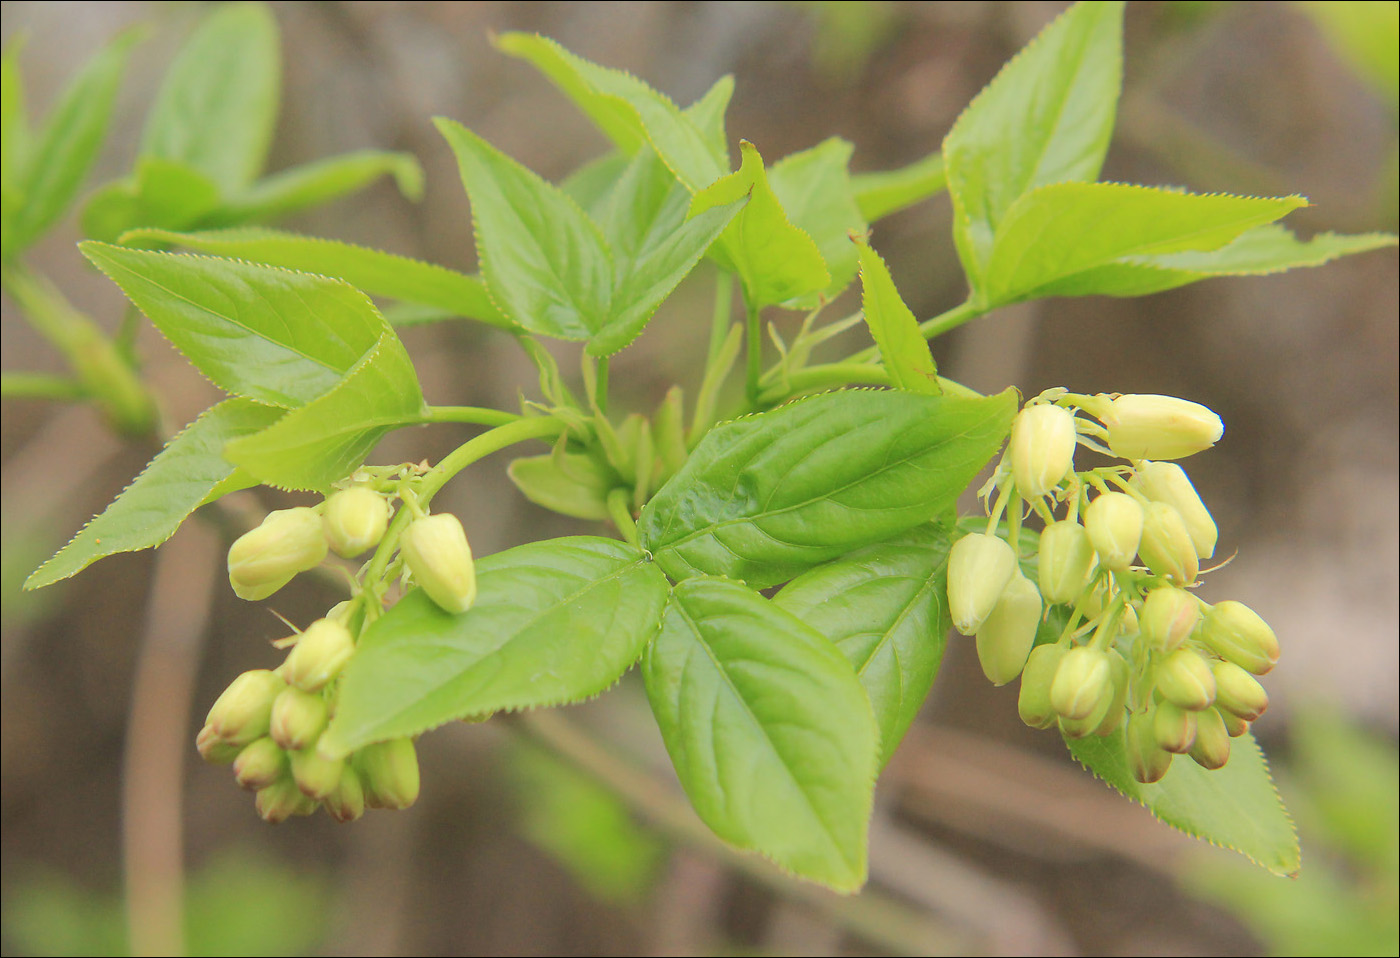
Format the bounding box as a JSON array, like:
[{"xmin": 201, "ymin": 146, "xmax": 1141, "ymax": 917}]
[
  {"xmin": 322, "ymin": 537, "xmax": 669, "ymax": 755},
  {"xmin": 774, "ymin": 525, "xmax": 953, "ymax": 767},
  {"xmin": 644, "ymin": 576, "xmax": 878, "ymax": 892},
  {"xmin": 640, "ymin": 388, "xmax": 1016, "ymax": 588}
]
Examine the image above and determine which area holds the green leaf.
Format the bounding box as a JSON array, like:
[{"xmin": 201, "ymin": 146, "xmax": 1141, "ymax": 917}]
[
  {"xmin": 855, "ymin": 239, "xmax": 940, "ymax": 395},
  {"xmin": 773, "ymin": 525, "xmax": 953, "ymax": 768},
  {"xmin": 3, "ymin": 28, "xmax": 140, "ymax": 258},
  {"xmin": 508, "ymin": 452, "xmax": 617, "ymax": 521},
  {"xmin": 593, "ymin": 148, "xmax": 741, "ymax": 355},
  {"xmin": 494, "ymin": 33, "xmax": 649, "ymax": 156},
  {"xmin": 120, "ymin": 227, "xmax": 512, "ymax": 329},
  {"xmin": 0, "ymin": 40, "xmax": 31, "ymax": 198},
  {"xmin": 321, "ymin": 537, "xmax": 669, "ymax": 755},
  {"xmin": 222, "ymin": 330, "xmax": 424, "ymax": 490},
  {"xmin": 639, "ymin": 387, "xmax": 1017, "ymax": 588},
  {"xmin": 982, "ymin": 183, "xmax": 1308, "ymax": 307},
  {"xmin": 769, "ymin": 137, "xmax": 867, "ymax": 301},
  {"xmin": 141, "ymin": 3, "xmax": 281, "ymax": 192},
  {"xmin": 943, "ymin": 1, "xmax": 1125, "ymax": 286},
  {"xmin": 437, "ymin": 118, "xmax": 612, "ymax": 342},
  {"xmin": 643, "ymin": 576, "xmax": 878, "ymax": 892},
  {"xmin": 81, "ymin": 156, "xmax": 223, "ymax": 243},
  {"xmin": 683, "ymin": 75, "xmax": 734, "ymax": 167},
  {"xmin": 1067, "ymin": 729, "xmax": 1299, "ymax": 876},
  {"xmin": 494, "ymin": 33, "xmax": 727, "ymax": 192},
  {"xmin": 25, "ymin": 398, "xmax": 283, "ymax": 590},
  {"xmin": 79, "ymin": 243, "xmax": 389, "ymax": 408},
  {"xmin": 852, "ymin": 151, "xmax": 946, "ymax": 223},
  {"xmin": 1030, "ymin": 224, "xmax": 1400, "ymax": 298},
  {"xmin": 213, "ymin": 149, "xmax": 424, "ymax": 224},
  {"xmin": 560, "ymin": 151, "xmax": 630, "ymax": 215},
  {"xmin": 692, "ymin": 141, "xmax": 830, "ymax": 311}
]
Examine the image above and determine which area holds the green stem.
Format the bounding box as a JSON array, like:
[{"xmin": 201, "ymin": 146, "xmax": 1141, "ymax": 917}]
[
  {"xmin": 745, "ymin": 297, "xmax": 762, "ymax": 404},
  {"xmin": 419, "ymin": 405, "xmax": 521, "ymax": 428},
  {"xmin": 594, "ymin": 355, "xmax": 609, "ymax": 416},
  {"xmin": 706, "ymin": 270, "xmax": 733, "ymax": 368},
  {"xmin": 419, "ymin": 416, "xmax": 567, "ymax": 501},
  {"xmin": 1, "ymin": 262, "xmax": 156, "ymax": 436},
  {"xmin": 756, "ymin": 363, "xmax": 891, "ymax": 405},
  {"xmin": 605, "ymin": 487, "xmax": 638, "ymax": 548},
  {"xmin": 0, "ymin": 371, "xmax": 88, "ymax": 401}
]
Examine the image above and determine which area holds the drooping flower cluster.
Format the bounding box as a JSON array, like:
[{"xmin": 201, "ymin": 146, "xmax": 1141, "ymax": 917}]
[
  {"xmin": 948, "ymin": 391, "xmax": 1277, "ymax": 783},
  {"xmin": 200, "ymin": 474, "xmax": 480, "ymax": 822}
]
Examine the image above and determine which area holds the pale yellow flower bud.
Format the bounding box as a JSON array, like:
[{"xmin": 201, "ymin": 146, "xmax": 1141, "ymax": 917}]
[
  {"xmin": 203, "ymin": 669, "xmax": 286, "ymax": 747},
  {"xmin": 1200, "ymin": 600, "xmax": 1280, "ymax": 675},
  {"xmin": 400, "ymin": 514, "xmax": 477, "ymax": 614},
  {"xmin": 1140, "ymin": 586, "xmax": 1200, "ymax": 653},
  {"xmin": 1139, "ymin": 501, "xmax": 1199, "ymax": 584},
  {"xmin": 1154, "ymin": 700, "xmax": 1198, "ymax": 754},
  {"xmin": 270, "ymin": 687, "xmax": 329, "ymax": 752},
  {"xmin": 1211, "ymin": 660, "xmax": 1269, "ymax": 721},
  {"xmin": 1084, "ymin": 492, "xmax": 1143, "ymax": 571},
  {"xmin": 1100, "ymin": 394, "xmax": 1223, "ymax": 461},
  {"xmin": 947, "ymin": 533, "xmax": 1018, "ymax": 635},
  {"xmin": 323, "ymin": 487, "xmax": 390, "ymax": 558},
  {"xmin": 1127, "ymin": 709, "xmax": 1174, "ymax": 784},
  {"xmin": 975, "ymin": 572, "xmax": 1043, "ymax": 686},
  {"xmin": 357, "ymin": 738, "xmax": 421, "ymax": 810},
  {"xmin": 228, "ymin": 507, "xmax": 328, "ymax": 601},
  {"xmin": 1133, "ymin": 461, "xmax": 1217, "ymax": 559},
  {"xmin": 1038, "ymin": 521, "xmax": 1095, "ymax": 604},
  {"xmin": 1156, "ymin": 649, "xmax": 1216, "ymax": 711},
  {"xmin": 282, "ymin": 618, "xmax": 355, "ymax": 692},
  {"xmin": 233, "ymin": 737, "xmax": 286, "ymax": 791},
  {"xmin": 1018, "ymin": 643, "xmax": 1067, "ymax": 730},
  {"xmin": 1189, "ymin": 706, "xmax": 1231, "ymax": 770},
  {"xmin": 1050, "ymin": 647, "xmax": 1112, "ymax": 721},
  {"xmin": 1010, "ymin": 404, "xmax": 1076, "ymax": 498}
]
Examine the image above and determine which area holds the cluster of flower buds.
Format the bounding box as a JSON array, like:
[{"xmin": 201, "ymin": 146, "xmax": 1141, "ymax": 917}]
[
  {"xmin": 196, "ymin": 615, "xmax": 421, "ymax": 823},
  {"xmin": 949, "ymin": 391, "xmax": 1279, "ymax": 782},
  {"xmin": 227, "ymin": 485, "xmax": 392, "ymax": 601},
  {"xmin": 208, "ymin": 466, "xmax": 483, "ymax": 823}
]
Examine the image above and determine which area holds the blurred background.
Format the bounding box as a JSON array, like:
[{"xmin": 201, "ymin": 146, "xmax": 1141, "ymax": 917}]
[{"xmin": 2, "ymin": 2, "xmax": 1396, "ymax": 955}]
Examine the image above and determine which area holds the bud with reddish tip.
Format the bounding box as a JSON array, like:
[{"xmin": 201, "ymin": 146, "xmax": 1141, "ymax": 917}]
[
  {"xmin": 1038, "ymin": 521, "xmax": 1095, "ymax": 604},
  {"xmin": 196, "ymin": 729, "xmax": 242, "ymax": 765},
  {"xmin": 1154, "ymin": 700, "xmax": 1198, "ymax": 754},
  {"xmin": 323, "ymin": 487, "xmax": 390, "ymax": 558},
  {"xmin": 976, "ymin": 572, "xmax": 1042, "ymax": 686},
  {"xmin": 1051, "ymin": 647, "xmax": 1112, "ymax": 721},
  {"xmin": 947, "ymin": 533, "xmax": 1018, "ymax": 635},
  {"xmin": 1133, "ymin": 461, "xmax": 1217, "ymax": 559},
  {"xmin": 1189, "ymin": 706, "xmax": 1231, "ymax": 770},
  {"xmin": 1140, "ymin": 587, "xmax": 1200, "ymax": 653},
  {"xmin": 1127, "ymin": 709, "xmax": 1174, "ymax": 784},
  {"xmin": 1156, "ymin": 649, "xmax": 1217, "ymax": 711},
  {"xmin": 255, "ymin": 776, "xmax": 310, "ymax": 824},
  {"xmin": 1200, "ymin": 600, "xmax": 1280, "ymax": 674},
  {"xmin": 1211, "ymin": 660, "xmax": 1269, "ymax": 721},
  {"xmin": 233, "ymin": 737, "xmax": 286, "ymax": 791},
  {"xmin": 290, "ymin": 747, "xmax": 345, "ymax": 800},
  {"xmin": 1010, "ymin": 403, "xmax": 1076, "ymax": 498},
  {"xmin": 400, "ymin": 514, "xmax": 477, "ymax": 614},
  {"xmin": 1097, "ymin": 394, "xmax": 1223, "ymax": 461},
  {"xmin": 1018, "ymin": 643, "xmax": 1067, "ymax": 729},
  {"xmin": 228, "ymin": 507, "xmax": 328, "ymax": 601},
  {"xmin": 1217, "ymin": 706, "xmax": 1250, "ymax": 738},
  {"xmin": 203, "ymin": 669, "xmax": 286, "ymax": 747},
  {"xmin": 357, "ymin": 738, "xmax": 421, "ymax": 810},
  {"xmin": 270, "ymin": 687, "xmax": 329, "ymax": 752},
  {"xmin": 323, "ymin": 765, "xmax": 366, "ymax": 823},
  {"xmin": 1084, "ymin": 492, "xmax": 1143, "ymax": 571},
  {"xmin": 282, "ymin": 618, "xmax": 355, "ymax": 692},
  {"xmin": 1138, "ymin": 501, "xmax": 1199, "ymax": 584}
]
